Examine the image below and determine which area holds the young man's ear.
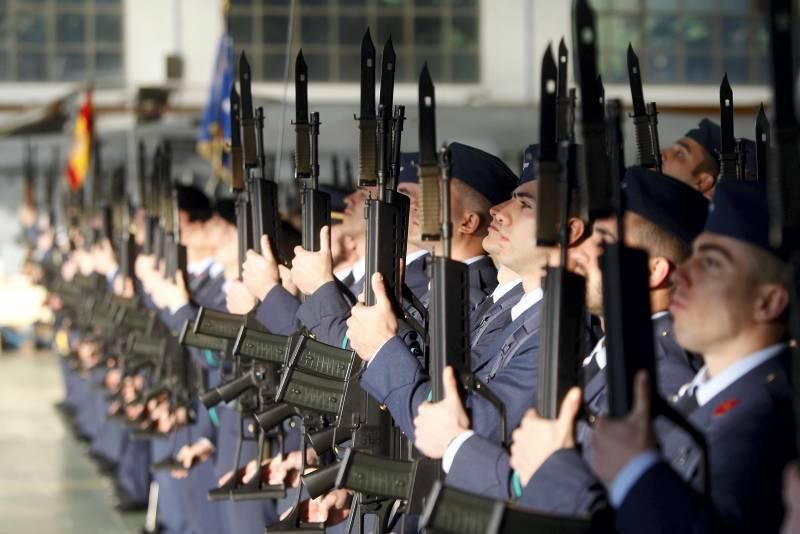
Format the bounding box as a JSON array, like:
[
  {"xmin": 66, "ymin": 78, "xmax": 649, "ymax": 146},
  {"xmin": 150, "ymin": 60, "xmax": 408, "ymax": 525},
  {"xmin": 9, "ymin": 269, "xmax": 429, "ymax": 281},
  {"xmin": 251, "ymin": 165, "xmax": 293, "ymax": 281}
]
[
  {"xmin": 753, "ymin": 284, "xmax": 790, "ymax": 324},
  {"xmin": 457, "ymin": 211, "xmax": 483, "ymax": 235},
  {"xmin": 567, "ymin": 217, "xmax": 587, "ymax": 246},
  {"xmin": 648, "ymin": 256, "xmax": 673, "ymax": 290},
  {"xmin": 694, "ymin": 172, "xmax": 716, "ymax": 197}
]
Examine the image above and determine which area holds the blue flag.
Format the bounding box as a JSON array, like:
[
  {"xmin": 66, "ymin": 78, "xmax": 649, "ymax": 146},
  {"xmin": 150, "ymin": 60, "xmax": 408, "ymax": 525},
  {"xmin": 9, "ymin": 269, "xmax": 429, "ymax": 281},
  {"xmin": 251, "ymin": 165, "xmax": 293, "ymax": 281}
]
[{"xmin": 197, "ymin": 33, "xmax": 234, "ymax": 182}]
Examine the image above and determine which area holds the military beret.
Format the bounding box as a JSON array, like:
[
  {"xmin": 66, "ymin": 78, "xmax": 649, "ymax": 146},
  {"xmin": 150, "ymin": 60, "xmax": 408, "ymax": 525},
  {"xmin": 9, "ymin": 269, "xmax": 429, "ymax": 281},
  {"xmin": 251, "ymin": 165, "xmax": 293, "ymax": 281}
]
[
  {"xmin": 622, "ymin": 166, "xmax": 709, "ymax": 244},
  {"xmin": 398, "ymin": 152, "xmax": 419, "ymax": 184},
  {"xmin": 519, "ymin": 143, "xmax": 582, "ymax": 190},
  {"xmin": 319, "ymin": 184, "xmax": 350, "ymax": 222},
  {"xmin": 448, "ymin": 142, "xmax": 517, "ymax": 206},
  {"xmin": 685, "ymin": 119, "xmax": 721, "ymax": 173},
  {"xmin": 705, "ymin": 178, "xmax": 780, "ymax": 256},
  {"xmin": 213, "ymin": 198, "xmax": 237, "ymax": 226},
  {"xmin": 176, "ymin": 184, "xmax": 213, "ymax": 222}
]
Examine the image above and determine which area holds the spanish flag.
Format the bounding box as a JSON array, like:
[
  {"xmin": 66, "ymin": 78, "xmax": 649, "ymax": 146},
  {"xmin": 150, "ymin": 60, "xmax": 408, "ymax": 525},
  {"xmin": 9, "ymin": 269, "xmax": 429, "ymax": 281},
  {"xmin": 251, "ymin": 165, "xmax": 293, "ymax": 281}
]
[{"xmin": 65, "ymin": 90, "xmax": 93, "ymax": 192}]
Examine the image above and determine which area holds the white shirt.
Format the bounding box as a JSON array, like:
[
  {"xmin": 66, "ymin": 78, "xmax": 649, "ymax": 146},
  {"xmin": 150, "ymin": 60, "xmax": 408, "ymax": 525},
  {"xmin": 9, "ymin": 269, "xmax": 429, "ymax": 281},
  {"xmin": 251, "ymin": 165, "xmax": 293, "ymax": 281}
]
[
  {"xmin": 462, "ymin": 255, "xmax": 486, "ymax": 266},
  {"xmin": 187, "ymin": 257, "xmax": 215, "ymax": 276},
  {"xmin": 406, "ymin": 249, "xmax": 429, "ymax": 266},
  {"xmin": 510, "ymin": 288, "xmax": 544, "ymax": 321},
  {"xmin": 690, "ymin": 342, "xmax": 785, "ymax": 406},
  {"xmin": 209, "ymin": 261, "xmax": 224, "ymax": 279},
  {"xmin": 352, "ymin": 258, "xmax": 366, "ymax": 285},
  {"xmin": 491, "ymin": 278, "xmax": 522, "ymax": 303},
  {"xmin": 334, "ymin": 266, "xmax": 354, "ymax": 282}
]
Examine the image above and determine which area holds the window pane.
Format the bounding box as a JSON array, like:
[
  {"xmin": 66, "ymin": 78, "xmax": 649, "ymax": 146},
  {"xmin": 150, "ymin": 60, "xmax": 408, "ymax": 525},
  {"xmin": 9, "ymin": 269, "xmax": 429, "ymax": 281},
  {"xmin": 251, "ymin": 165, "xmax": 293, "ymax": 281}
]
[
  {"xmin": 685, "ymin": 0, "xmax": 713, "ymax": 11},
  {"xmin": 229, "ymin": 14, "xmax": 253, "ymax": 44},
  {"xmin": 301, "ymin": 16, "xmax": 329, "ymax": 45},
  {"xmin": 377, "ymin": 15, "xmax": 404, "ymax": 46},
  {"xmin": 413, "ymin": 53, "xmax": 443, "ymax": 81},
  {"xmin": 57, "ymin": 13, "xmax": 85, "ymax": 44},
  {"xmin": 53, "ymin": 52, "xmax": 87, "ymax": 81},
  {"xmin": 451, "ymin": 16, "xmax": 478, "ymax": 48},
  {"xmin": 339, "ymin": 52, "xmax": 360, "ymax": 81},
  {"xmin": 95, "ymin": 13, "xmax": 122, "ymax": 43},
  {"xmin": 0, "ymin": 53, "xmax": 9, "ymax": 80},
  {"xmin": 415, "ymin": 0, "xmax": 438, "ymax": 6},
  {"xmin": 610, "ymin": 0, "xmax": 639, "ymax": 11},
  {"xmin": 451, "ymin": 52, "xmax": 478, "ymax": 82},
  {"xmin": 645, "ymin": 0, "xmax": 678, "ymax": 10},
  {"xmin": 645, "ymin": 49, "xmax": 679, "ymax": 82},
  {"xmin": 686, "ymin": 54, "xmax": 714, "ymax": 82},
  {"xmin": 304, "ymin": 52, "xmax": 330, "ymax": 80},
  {"xmin": 645, "ymin": 15, "xmax": 682, "ymax": 48},
  {"xmin": 303, "ymin": 0, "xmax": 329, "ymax": 6},
  {"xmin": 722, "ymin": 55, "xmax": 751, "ymax": 83},
  {"xmin": 96, "ymin": 0, "xmax": 121, "ymax": 6},
  {"xmin": 16, "ymin": 12, "xmax": 45, "ymax": 44},
  {"xmin": 341, "ymin": 0, "xmax": 368, "ymax": 6},
  {"xmin": 414, "ymin": 16, "xmax": 442, "ymax": 46},
  {"xmin": 18, "ymin": 51, "xmax": 46, "ymax": 80},
  {"xmin": 95, "ymin": 51, "xmax": 122, "ymax": 80},
  {"xmin": 339, "ymin": 15, "xmax": 367, "ymax": 46},
  {"xmin": 682, "ymin": 16, "xmax": 712, "ymax": 49},
  {"xmin": 600, "ymin": 49, "xmax": 627, "ymax": 83},
  {"xmin": 451, "ymin": 0, "xmax": 478, "ymax": 7},
  {"xmin": 263, "ymin": 52, "xmax": 287, "ymax": 80},
  {"xmin": 262, "ymin": 15, "xmax": 289, "ymax": 44},
  {"xmin": 721, "ymin": 16, "xmax": 749, "ymax": 53},
  {"xmin": 719, "ymin": 0, "xmax": 750, "ymax": 13}
]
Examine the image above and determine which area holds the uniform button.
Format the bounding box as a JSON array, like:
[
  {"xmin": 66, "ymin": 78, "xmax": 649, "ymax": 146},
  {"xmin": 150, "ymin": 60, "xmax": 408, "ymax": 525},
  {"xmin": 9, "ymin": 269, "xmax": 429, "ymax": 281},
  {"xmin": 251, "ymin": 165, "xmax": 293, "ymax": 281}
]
[
  {"xmin": 766, "ymin": 373, "xmax": 776, "ymax": 383},
  {"xmin": 661, "ymin": 330, "xmax": 668, "ymax": 337}
]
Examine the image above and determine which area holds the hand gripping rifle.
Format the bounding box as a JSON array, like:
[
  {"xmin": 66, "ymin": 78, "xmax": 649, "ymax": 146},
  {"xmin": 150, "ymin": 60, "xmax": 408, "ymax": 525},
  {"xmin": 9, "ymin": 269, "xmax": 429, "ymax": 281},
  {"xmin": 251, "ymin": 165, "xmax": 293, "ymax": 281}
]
[{"xmin": 627, "ymin": 43, "xmax": 662, "ymax": 171}]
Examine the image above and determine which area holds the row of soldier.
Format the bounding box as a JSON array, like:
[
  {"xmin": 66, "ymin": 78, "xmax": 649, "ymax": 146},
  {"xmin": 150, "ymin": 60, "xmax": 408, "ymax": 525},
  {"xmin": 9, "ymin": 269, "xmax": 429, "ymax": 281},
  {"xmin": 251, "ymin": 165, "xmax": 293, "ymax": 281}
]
[{"xmin": 27, "ymin": 0, "xmax": 800, "ymax": 533}]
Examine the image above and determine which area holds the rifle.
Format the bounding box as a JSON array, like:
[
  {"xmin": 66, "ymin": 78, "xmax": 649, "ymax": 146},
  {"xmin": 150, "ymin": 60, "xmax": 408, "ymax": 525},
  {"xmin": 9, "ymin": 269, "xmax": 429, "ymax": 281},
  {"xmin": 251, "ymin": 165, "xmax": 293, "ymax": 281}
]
[
  {"xmin": 356, "ymin": 28, "xmax": 377, "ymax": 187},
  {"xmin": 718, "ymin": 74, "xmax": 737, "ymax": 181},
  {"xmin": 535, "ymin": 43, "xmax": 587, "ymax": 420},
  {"xmin": 627, "ymin": 43, "xmax": 662, "ymax": 171},
  {"xmin": 766, "ymin": 0, "xmax": 800, "ymax": 448}
]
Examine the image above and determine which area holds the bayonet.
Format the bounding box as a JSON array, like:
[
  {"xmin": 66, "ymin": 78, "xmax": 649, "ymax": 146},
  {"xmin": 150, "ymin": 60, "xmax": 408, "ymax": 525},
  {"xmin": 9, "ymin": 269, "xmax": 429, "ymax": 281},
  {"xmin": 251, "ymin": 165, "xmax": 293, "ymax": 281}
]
[
  {"xmin": 294, "ymin": 50, "xmax": 311, "ymax": 179},
  {"xmin": 628, "ymin": 43, "xmax": 660, "ymax": 170},
  {"xmin": 574, "ymin": 0, "xmax": 610, "ymax": 221},
  {"xmin": 719, "ymin": 74, "xmax": 736, "ymax": 180},
  {"xmin": 239, "ymin": 52, "xmax": 257, "ymax": 168},
  {"xmin": 536, "ymin": 43, "xmax": 561, "ymax": 246},
  {"xmin": 556, "ymin": 38, "xmax": 570, "ymax": 142},
  {"xmin": 418, "ymin": 63, "xmax": 440, "ymax": 240},
  {"xmin": 756, "ymin": 103, "xmax": 770, "ymax": 182},
  {"xmin": 357, "ymin": 29, "xmax": 377, "ymax": 186},
  {"xmin": 229, "ymin": 85, "xmax": 245, "ymax": 192}
]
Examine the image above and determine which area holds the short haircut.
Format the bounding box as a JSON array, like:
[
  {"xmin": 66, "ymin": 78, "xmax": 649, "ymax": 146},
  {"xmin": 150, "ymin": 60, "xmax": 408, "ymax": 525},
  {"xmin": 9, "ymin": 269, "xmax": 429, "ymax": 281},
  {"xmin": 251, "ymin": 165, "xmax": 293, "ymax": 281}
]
[
  {"xmin": 693, "ymin": 148, "xmax": 719, "ymax": 180},
  {"xmin": 626, "ymin": 213, "xmax": 691, "ymax": 264},
  {"xmin": 452, "ymin": 178, "xmax": 493, "ymax": 231},
  {"xmin": 748, "ymin": 246, "xmax": 793, "ymax": 288}
]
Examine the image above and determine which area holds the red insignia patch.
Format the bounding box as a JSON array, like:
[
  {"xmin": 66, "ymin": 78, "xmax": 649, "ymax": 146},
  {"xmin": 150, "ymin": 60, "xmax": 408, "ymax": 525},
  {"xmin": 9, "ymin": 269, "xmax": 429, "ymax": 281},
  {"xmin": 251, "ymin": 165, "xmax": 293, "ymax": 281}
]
[{"xmin": 713, "ymin": 399, "xmax": 739, "ymax": 417}]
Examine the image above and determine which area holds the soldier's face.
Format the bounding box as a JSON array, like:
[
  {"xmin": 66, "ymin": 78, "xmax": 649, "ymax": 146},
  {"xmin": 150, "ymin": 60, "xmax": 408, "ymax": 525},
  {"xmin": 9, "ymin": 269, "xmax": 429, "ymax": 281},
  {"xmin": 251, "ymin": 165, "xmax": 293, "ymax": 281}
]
[
  {"xmin": 399, "ymin": 183, "xmax": 421, "ymax": 243},
  {"xmin": 484, "ymin": 181, "xmax": 539, "ymax": 275},
  {"xmin": 571, "ymin": 216, "xmax": 618, "ymax": 316},
  {"xmin": 340, "ymin": 186, "xmax": 375, "ymax": 237},
  {"xmin": 670, "ymin": 232, "xmax": 766, "ymax": 354},
  {"xmin": 661, "ymin": 137, "xmax": 710, "ymax": 187}
]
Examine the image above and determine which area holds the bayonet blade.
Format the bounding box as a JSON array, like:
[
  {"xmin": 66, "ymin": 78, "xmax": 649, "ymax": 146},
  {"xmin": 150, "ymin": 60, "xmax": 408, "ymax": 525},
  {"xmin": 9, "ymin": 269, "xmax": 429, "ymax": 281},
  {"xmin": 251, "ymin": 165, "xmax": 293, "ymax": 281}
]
[
  {"xmin": 417, "ymin": 63, "xmax": 440, "ymax": 240},
  {"xmin": 360, "ymin": 29, "xmax": 376, "ymax": 119},
  {"xmin": 295, "ymin": 50, "xmax": 308, "ymax": 125},
  {"xmin": 379, "ymin": 36, "xmax": 396, "ymax": 112},
  {"xmin": 294, "ymin": 49, "xmax": 311, "ymax": 178},
  {"xmin": 556, "ymin": 37, "xmax": 570, "ymax": 141},
  {"xmin": 755, "ymin": 103, "xmax": 770, "ymax": 182},
  {"xmin": 720, "ymin": 73, "xmax": 735, "ymax": 155},
  {"xmin": 239, "ymin": 51, "xmax": 257, "ymax": 167},
  {"xmin": 557, "ymin": 37, "xmax": 568, "ymax": 99},
  {"xmin": 627, "ymin": 43, "xmax": 646, "ymax": 117},
  {"xmin": 574, "ymin": 0, "xmax": 601, "ymax": 125},
  {"xmin": 229, "ymin": 85, "xmax": 244, "ymax": 192},
  {"xmin": 540, "ymin": 43, "xmax": 558, "ymax": 162}
]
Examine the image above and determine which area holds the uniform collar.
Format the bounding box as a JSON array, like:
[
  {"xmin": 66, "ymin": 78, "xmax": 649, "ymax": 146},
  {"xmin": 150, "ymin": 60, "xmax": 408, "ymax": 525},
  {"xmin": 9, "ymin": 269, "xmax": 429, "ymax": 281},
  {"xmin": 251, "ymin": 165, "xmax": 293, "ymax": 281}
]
[
  {"xmin": 334, "ymin": 265, "xmax": 354, "ymax": 282},
  {"xmin": 587, "ymin": 311, "xmax": 671, "ymax": 371},
  {"xmin": 352, "ymin": 258, "xmax": 366, "ymax": 284},
  {"xmin": 491, "ymin": 278, "xmax": 522, "ymax": 303},
  {"xmin": 462, "ymin": 255, "xmax": 486, "ymax": 266},
  {"xmin": 510, "ymin": 287, "xmax": 543, "ymax": 321},
  {"xmin": 406, "ymin": 249, "xmax": 429, "ymax": 266},
  {"xmin": 690, "ymin": 343, "xmax": 786, "ymax": 406},
  {"xmin": 209, "ymin": 261, "xmax": 224, "ymax": 279},
  {"xmin": 188, "ymin": 257, "xmax": 215, "ymax": 276}
]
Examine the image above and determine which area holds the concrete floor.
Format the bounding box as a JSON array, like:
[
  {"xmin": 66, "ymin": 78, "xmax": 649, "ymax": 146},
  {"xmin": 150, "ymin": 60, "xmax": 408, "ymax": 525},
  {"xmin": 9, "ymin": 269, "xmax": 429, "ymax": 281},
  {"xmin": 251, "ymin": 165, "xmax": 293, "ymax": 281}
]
[{"xmin": 0, "ymin": 350, "xmax": 144, "ymax": 534}]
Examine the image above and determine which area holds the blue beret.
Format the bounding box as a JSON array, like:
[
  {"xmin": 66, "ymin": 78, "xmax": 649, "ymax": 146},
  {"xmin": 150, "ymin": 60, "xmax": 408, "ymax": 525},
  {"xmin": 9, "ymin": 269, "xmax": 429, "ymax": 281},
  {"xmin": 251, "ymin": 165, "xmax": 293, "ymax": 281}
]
[
  {"xmin": 705, "ymin": 179, "xmax": 779, "ymax": 256},
  {"xmin": 448, "ymin": 142, "xmax": 517, "ymax": 206},
  {"xmin": 398, "ymin": 152, "xmax": 419, "ymax": 184},
  {"xmin": 684, "ymin": 119, "xmax": 721, "ymax": 173},
  {"xmin": 622, "ymin": 166, "xmax": 709, "ymax": 244},
  {"xmin": 319, "ymin": 184, "xmax": 350, "ymax": 218},
  {"xmin": 176, "ymin": 184, "xmax": 213, "ymax": 221},
  {"xmin": 519, "ymin": 143, "xmax": 581, "ymax": 191}
]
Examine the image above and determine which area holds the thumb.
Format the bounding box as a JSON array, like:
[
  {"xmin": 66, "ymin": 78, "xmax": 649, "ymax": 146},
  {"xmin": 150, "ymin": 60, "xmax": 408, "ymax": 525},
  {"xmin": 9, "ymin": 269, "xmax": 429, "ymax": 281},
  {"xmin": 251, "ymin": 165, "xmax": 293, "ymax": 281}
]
[
  {"xmin": 261, "ymin": 235, "xmax": 275, "ymax": 262},
  {"xmin": 319, "ymin": 225, "xmax": 330, "ymax": 253},
  {"xmin": 557, "ymin": 387, "xmax": 583, "ymax": 426},
  {"xmin": 630, "ymin": 370, "xmax": 651, "ymax": 421},
  {"xmin": 442, "ymin": 366, "xmax": 461, "ymax": 403},
  {"xmin": 175, "ymin": 269, "xmax": 185, "ymax": 287},
  {"xmin": 371, "ymin": 272, "xmax": 390, "ymax": 308}
]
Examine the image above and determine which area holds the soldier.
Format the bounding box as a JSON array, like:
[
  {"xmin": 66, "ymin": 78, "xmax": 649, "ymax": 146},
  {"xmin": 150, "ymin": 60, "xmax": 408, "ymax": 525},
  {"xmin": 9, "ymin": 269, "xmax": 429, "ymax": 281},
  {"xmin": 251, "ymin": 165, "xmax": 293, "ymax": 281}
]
[
  {"xmin": 507, "ymin": 166, "xmax": 708, "ymax": 513},
  {"xmin": 660, "ymin": 119, "xmax": 721, "ymax": 199},
  {"xmin": 589, "ymin": 178, "xmax": 795, "ymax": 534}
]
